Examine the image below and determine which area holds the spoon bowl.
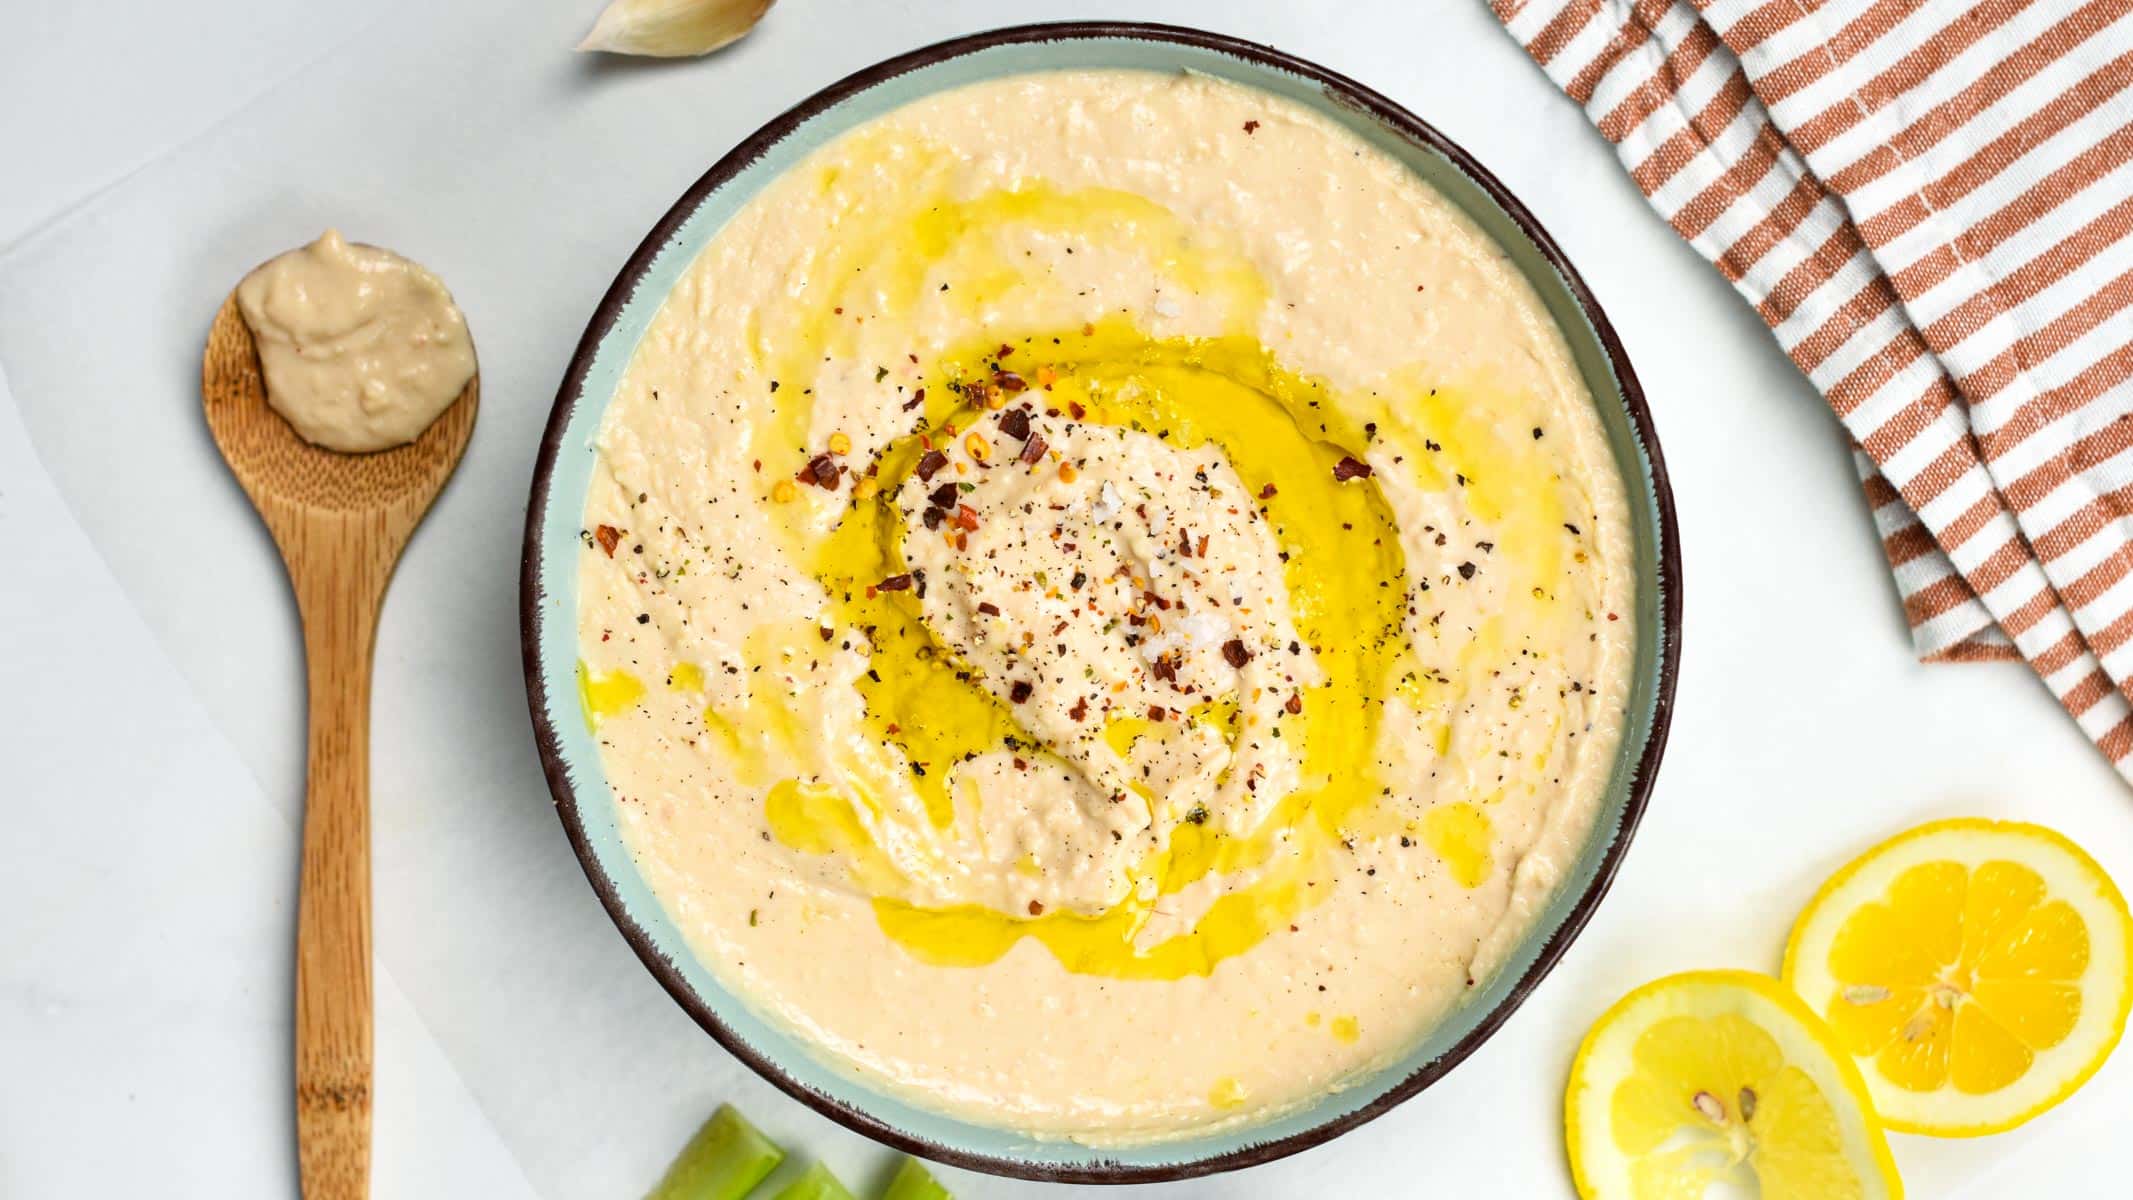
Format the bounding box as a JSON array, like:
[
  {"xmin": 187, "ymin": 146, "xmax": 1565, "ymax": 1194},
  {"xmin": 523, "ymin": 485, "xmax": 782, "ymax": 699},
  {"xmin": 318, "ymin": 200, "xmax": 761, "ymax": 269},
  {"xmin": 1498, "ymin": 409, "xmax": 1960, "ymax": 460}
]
[{"xmin": 203, "ymin": 289, "xmax": 477, "ymax": 1198}]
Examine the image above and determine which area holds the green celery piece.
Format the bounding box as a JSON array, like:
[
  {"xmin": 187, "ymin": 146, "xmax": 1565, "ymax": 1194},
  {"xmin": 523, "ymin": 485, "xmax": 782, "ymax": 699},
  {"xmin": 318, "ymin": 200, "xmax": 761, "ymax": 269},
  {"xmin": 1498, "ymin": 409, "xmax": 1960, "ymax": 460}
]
[
  {"xmin": 879, "ymin": 1158, "xmax": 952, "ymax": 1200},
  {"xmin": 771, "ymin": 1161, "xmax": 857, "ymax": 1200},
  {"xmin": 647, "ymin": 1104, "xmax": 784, "ymax": 1200}
]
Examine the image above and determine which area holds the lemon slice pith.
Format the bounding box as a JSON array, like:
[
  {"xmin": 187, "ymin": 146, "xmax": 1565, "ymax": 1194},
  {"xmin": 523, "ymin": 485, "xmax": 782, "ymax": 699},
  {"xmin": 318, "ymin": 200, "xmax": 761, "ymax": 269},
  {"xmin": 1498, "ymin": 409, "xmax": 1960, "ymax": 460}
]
[
  {"xmin": 1566, "ymin": 969, "xmax": 1901, "ymax": 1199},
  {"xmin": 1783, "ymin": 818, "xmax": 2133, "ymax": 1137}
]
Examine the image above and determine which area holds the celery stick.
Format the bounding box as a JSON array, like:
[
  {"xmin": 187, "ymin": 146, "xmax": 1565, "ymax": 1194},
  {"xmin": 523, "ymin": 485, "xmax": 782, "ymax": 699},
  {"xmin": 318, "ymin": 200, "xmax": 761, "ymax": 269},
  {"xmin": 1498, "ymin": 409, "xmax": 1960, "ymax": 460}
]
[
  {"xmin": 771, "ymin": 1161, "xmax": 857, "ymax": 1200},
  {"xmin": 879, "ymin": 1157, "xmax": 952, "ymax": 1200},
  {"xmin": 647, "ymin": 1104, "xmax": 784, "ymax": 1200}
]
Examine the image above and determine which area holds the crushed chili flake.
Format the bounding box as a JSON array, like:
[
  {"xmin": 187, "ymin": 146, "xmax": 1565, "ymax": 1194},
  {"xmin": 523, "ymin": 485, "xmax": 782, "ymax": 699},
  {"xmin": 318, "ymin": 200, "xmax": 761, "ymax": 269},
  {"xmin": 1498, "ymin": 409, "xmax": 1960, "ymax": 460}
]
[
  {"xmin": 1243, "ymin": 119, "xmax": 1260, "ymax": 133},
  {"xmin": 1222, "ymin": 639, "xmax": 1253, "ymax": 668},
  {"xmin": 1153, "ymin": 655, "xmax": 1178, "ymax": 682},
  {"xmin": 818, "ymin": 625, "xmax": 834, "ymax": 642},
  {"xmin": 977, "ymin": 601, "xmax": 1001, "ymax": 616},
  {"xmin": 955, "ymin": 504, "xmax": 981, "ymax": 531},
  {"xmin": 922, "ymin": 507, "xmax": 946, "ymax": 530},
  {"xmin": 916, "ymin": 449, "xmax": 949, "ymax": 481},
  {"xmin": 1332, "ymin": 455, "xmax": 1374, "ymax": 481},
  {"xmin": 1009, "ymin": 680, "xmax": 1034, "ymax": 703},
  {"xmin": 995, "ymin": 370, "xmax": 1027, "ymax": 392},
  {"xmin": 1258, "ymin": 483, "xmax": 1277, "ymax": 500},
  {"xmin": 928, "ymin": 483, "xmax": 960, "ymax": 509},
  {"xmin": 876, "ymin": 573, "xmax": 914, "ymax": 592},
  {"xmin": 1019, "ymin": 432, "xmax": 1048, "ymax": 465},
  {"xmin": 903, "ymin": 387, "xmax": 926, "ymax": 412},
  {"xmin": 593, "ymin": 525, "xmax": 621, "ymax": 557},
  {"xmin": 1285, "ymin": 692, "xmax": 1304, "ymax": 715},
  {"xmin": 998, "ymin": 408, "xmax": 1031, "ymax": 440},
  {"xmin": 1457, "ymin": 562, "xmax": 1477, "ymax": 580},
  {"xmin": 1148, "ymin": 705, "xmax": 1169, "ymax": 721},
  {"xmin": 1068, "ymin": 400, "xmax": 1087, "ymax": 420},
  {"xmin": 1027, "ymin": 899, "xmax": 1044, "ymax": 916},
  {"xmin": 798, "ymin": 454, "xmax": 840, "ymax": 488},
  {"xmin": 1069, "ymin": 697, "xmax": 1089, "ymax": 722}
]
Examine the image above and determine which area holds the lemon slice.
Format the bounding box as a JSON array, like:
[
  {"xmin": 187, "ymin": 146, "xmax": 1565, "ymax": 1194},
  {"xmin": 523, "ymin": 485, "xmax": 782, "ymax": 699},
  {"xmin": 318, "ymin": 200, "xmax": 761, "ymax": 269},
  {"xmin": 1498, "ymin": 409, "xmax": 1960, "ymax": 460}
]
[
  {"xmin": 1566, "ymin": 970, "xmax": 1901, "ymax": 1199},
  {"xmin": 1784, "ymin": 818, "xmax": 2132, "ymax": 1136}
]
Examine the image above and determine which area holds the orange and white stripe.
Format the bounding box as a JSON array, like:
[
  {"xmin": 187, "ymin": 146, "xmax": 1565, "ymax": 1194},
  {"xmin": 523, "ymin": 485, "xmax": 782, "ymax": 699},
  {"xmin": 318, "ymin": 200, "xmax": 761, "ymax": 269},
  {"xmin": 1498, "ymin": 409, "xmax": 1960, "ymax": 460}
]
[{"xmin": 1495, "ymin": 0, "xmax": 2133, "ymax": 777}]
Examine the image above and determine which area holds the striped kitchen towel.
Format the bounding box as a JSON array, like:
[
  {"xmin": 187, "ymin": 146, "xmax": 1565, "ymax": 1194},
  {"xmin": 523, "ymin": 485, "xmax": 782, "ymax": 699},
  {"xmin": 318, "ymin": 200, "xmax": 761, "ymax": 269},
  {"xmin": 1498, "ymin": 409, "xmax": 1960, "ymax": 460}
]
[{"xmin": 1493, "ymin": 0, "xmax": 2133, "ymax": 779}]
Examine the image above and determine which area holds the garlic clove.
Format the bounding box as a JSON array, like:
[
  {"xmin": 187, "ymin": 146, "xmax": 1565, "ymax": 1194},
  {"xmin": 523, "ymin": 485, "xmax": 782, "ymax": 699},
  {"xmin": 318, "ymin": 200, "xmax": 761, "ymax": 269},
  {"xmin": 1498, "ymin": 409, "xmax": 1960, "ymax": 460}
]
[{"xmin": 576, "ymin": 0, "xmax": 775, "ymax": 58}]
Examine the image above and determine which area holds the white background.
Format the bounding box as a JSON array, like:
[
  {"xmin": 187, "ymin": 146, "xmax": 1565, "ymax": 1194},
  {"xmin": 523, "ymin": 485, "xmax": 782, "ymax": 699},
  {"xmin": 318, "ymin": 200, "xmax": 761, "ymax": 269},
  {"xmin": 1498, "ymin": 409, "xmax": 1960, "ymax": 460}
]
[{"xmin": 2, "ymin": 1, "xmax": 2127, "ymax": 1195}]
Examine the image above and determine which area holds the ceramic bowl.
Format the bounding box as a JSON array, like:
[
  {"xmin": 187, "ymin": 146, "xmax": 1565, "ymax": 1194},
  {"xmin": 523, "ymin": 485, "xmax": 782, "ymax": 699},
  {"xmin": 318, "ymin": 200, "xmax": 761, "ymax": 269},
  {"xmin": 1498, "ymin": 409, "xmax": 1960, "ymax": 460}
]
[{"xmin": 522, "ymin": 21, "xmax": 1680, "ymax": 1183}]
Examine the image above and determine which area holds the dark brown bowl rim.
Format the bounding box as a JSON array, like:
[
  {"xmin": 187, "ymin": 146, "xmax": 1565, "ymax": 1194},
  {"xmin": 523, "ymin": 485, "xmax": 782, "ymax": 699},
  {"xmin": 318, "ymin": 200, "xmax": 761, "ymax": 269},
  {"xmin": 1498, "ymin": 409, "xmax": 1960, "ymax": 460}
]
[{"xmin": 521, "ymin": 19, "xmax": 1681, "ymax": 1186}]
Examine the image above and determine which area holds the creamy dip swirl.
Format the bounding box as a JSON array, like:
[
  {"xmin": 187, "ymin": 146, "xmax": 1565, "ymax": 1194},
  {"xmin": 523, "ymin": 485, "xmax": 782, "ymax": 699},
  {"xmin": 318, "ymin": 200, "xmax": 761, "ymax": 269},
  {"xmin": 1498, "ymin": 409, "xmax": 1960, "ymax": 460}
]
[{"xmin": 576, "ymin": 70, "xmax": 1636, "ymax": 1140}]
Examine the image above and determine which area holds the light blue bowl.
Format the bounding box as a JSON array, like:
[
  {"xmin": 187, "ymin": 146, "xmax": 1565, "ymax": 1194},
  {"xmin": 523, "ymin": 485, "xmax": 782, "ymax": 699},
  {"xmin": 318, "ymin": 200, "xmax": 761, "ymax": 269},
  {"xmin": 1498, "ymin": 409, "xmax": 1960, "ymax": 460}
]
[{"xmin": 521, "ymin": 21, "xmax": 1681, "ymax": 1183}]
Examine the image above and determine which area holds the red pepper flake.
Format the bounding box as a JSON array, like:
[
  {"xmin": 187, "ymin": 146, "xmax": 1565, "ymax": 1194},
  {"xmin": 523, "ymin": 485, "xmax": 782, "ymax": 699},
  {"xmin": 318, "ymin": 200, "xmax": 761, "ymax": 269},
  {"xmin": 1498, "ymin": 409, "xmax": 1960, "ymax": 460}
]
[
  {"xmin": 965, "ymin": 380, "xmax": 994, "ymax": 406},
  {"xmin": 1285, "ymin": 693, "xmax": 1303, "ymax": 715},
  {"xmin": 1009, "ymin": 680, "xmax": 1034, "ymax": 703},
  {"xmin": 798, "ymin": 454, "xmax": 840, "ymax": 488},
  {"xmin": 1148, "ymin": 705, "xmax": 1169, "ymax": 721},
  {"xmin": 902, "ymin": 389, "xmax": 925, "ymax": 412},
  {"xmin": 593, "ymin": 525, "xmax": 621, "ymax": 557},
  {"xmin": 922, "ymin": 507, "xmax": 946, "ymax": 530},
  {"xmin": 998, "ymin": 408, "xmax": 1031, "ymax": 440},
  {"xmin": 977, "ymin": 601, "xmax": 1001, "ymax": 616},
  {"xmin": 818, "ymin": 625, "xmax": 834, "ymax": 642},
  {"xmin": 1068, "ymin": 400, "xmax": 1087, "ymax": 420},
  {"xmin": 1152, "ymin": 655, "xmax": 1178, "ymax": 682},
  {"xmin": 1332, "ymin": 455, "xmax": 1373, "ymax": 482},
  {"xmin": 995, "ymin": 370, "xmax": 1027, "ymax": 392},
  {"xmin": 1195, "ymin": 534, "xmax": 1209, "ymax": 558},
  {"xmin": 876, "ymin": 573, "xmax": 914, "ymax": 592},
  {"xmin": 1243, "ymin": 119, "xmax": 1261, "ymax": 133},
  {"xmin": 1457, "ymin": 562, "xmax": 1477, "ymax": 580},
  {"xmin": 1222, "ymin": 639, "xmax": 1253, "ymax": 668},
  {"xmin": 1607, "ymin": 612, "xmax": 1620, "ymax": 621},
  {"xmin": 916, "ymin": 449, "xmax": 949, "ymax": 481},
  {"xmin": 1027, "ymin": 899, "xmax": 1044, "ymax": 916},
  {"xmin": 1069, "ymin": 697, "xmax": 1089, "ymax": 722},
  {"xmin": 1019, "ymin": 432, "xmax": 1048, "ymax": 465},
  {"xmin": 955, "ymin": 504, "xmax": 981, "ymax": 531},
  {"xmin": 928, "ymin": 483, "xmax": 960, "ymax": 509},
  {"xmin": 998, "ymin": 343, "xmax": 1015, "ymax": 359}
]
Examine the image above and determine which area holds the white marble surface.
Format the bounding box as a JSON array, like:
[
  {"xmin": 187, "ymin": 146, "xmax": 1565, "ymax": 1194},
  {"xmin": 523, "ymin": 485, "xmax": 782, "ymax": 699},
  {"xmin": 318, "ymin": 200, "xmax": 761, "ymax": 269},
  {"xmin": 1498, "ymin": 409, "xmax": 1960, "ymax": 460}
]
[{"xmin": 1, "ymin": 1, "xmax": 2127, "ymax": 1195}]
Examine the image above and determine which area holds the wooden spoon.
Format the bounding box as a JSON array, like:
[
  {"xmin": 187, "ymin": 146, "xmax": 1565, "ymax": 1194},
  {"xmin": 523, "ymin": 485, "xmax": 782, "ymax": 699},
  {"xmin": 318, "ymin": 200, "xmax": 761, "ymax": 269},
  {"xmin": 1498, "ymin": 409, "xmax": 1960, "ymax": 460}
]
[{"xmin": 202, "ymin": 292, "xmax": 477, "ymax": 1198}]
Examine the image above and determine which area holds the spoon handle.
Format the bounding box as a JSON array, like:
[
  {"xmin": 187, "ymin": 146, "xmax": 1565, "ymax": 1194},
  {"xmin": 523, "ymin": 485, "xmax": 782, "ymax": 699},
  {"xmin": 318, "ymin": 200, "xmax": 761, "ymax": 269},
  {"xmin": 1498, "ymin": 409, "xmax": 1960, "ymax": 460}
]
[{"xmin": 291, "ymin": 518, "xmax": 386, "ymax": 1200}]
